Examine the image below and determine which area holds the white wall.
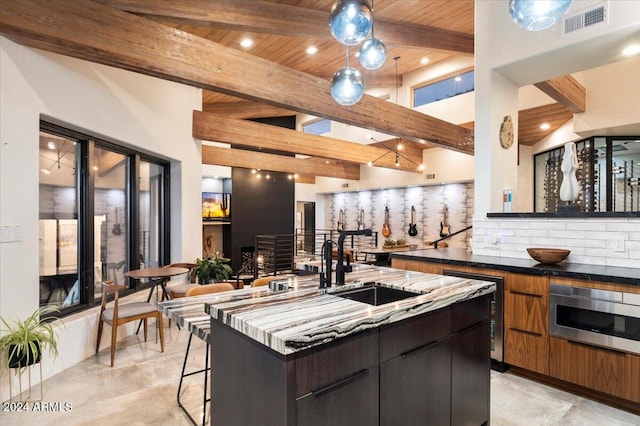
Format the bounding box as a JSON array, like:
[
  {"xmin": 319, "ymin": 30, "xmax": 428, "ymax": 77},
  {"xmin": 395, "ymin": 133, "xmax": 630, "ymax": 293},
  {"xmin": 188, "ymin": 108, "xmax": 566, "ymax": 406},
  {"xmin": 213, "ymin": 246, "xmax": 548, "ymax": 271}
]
[
  {"xmin": 0, "ymin": 37, "xmax": 202, "ymax": 399},
  {"xmin": 573, "ymin": 57, "xmax": 640, "ymax": 136}
]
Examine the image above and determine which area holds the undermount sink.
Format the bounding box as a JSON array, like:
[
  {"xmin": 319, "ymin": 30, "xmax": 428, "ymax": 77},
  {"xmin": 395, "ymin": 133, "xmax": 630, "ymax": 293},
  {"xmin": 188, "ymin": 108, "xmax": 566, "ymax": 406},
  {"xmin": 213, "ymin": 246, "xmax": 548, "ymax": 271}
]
[{"xmin": 331, "ymin": 283, "xmax": 420, "ymax": 306}]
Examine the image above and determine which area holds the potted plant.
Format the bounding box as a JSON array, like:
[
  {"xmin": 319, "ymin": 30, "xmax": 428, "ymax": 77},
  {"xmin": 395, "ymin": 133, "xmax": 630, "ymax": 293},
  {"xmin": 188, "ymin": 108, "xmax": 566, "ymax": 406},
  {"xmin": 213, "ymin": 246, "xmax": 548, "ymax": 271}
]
[
  {"xmin": 191, "ymin": 257, "xmax": 233, "ymax": 284},
  {"xmin": 0, "ymin": 306, "xmax": 62, "ymax": 373}
]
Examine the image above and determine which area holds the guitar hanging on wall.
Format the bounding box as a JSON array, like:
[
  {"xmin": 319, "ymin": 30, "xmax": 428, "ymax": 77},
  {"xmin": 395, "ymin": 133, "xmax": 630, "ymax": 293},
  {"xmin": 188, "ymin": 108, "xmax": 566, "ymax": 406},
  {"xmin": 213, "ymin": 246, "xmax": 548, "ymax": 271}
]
[
  {"xmin": 439, "ymin": 204, "xmax": 451, "ymax": 238},
  {"xmin": 381, "ymin": 206, "xmax": 391, "ymax": 238},
  {"xmin": 357, "ymin": 208, "xmax": 365, "ymax": 230},
  {"xmin": 337, "ymin": 209, "xmax": 344, "ymax": 232},
  {"xmin": 112, "ymin": 207, "xmax": 122, "ymax": 236},
  {"xmin": 408, "ymin": 206, "xmax": 418, "ymax": 236}
]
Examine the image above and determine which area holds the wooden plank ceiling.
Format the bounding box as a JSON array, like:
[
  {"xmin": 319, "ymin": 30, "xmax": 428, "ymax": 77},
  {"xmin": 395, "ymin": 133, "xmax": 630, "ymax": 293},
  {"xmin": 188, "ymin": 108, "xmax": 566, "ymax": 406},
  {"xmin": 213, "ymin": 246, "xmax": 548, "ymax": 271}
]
[{"xmin": 3, "ymin": 1, "xmax": 584, "ymax": 179}]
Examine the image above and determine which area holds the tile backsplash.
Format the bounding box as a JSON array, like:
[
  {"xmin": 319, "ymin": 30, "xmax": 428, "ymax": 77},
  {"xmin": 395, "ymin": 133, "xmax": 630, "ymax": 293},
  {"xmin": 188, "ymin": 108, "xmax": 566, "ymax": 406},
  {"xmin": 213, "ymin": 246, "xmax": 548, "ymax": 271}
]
[{"xmin": 472, "ymin": 216, "xmax": 640, "ymax": 269}]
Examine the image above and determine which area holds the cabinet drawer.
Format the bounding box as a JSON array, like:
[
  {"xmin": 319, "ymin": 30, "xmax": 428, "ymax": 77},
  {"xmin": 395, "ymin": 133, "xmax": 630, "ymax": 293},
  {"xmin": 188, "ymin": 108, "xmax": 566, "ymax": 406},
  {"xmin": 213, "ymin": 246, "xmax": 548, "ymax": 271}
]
[
  {"xmin": 296, "ymin": 366, "xmax": 379, "ymax": 426},
  {"xmin": 379, "ymin": 306, "xmax": 451, "ymax": 362},
  {"xmin": 550, "ymin": 337, "xmax": 628, "ymax": 399},
  {"xmin": 295, "ymin": 329, "xmax": 378, "ymax": 396},
  {"xmin": 505, "ymin": 327, "xmax": 548, "ymax": 374},
  {"xmin": 505, "ymin": 290, "xmax": 547, "ymax": 335},
  {"xmin": 506, "ymin": 273, "xmax": 548, "ymax": 296}
]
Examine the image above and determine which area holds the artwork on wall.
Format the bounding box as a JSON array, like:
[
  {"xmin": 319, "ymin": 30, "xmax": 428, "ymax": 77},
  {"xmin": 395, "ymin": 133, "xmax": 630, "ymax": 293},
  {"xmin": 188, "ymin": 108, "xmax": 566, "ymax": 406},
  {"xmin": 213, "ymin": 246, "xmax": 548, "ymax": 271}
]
[
  {"xmin": 202, "ymin": 192, "xmax": 231, "ymax": 220},
  {"xmin": 58, "ymin": 219, "xmax": 78, "ymax": 271}
]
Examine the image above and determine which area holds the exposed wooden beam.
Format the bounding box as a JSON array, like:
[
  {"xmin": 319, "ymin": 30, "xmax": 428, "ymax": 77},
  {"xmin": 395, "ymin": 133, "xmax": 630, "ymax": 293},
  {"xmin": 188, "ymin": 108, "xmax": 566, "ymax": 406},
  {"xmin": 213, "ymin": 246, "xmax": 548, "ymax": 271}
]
[
  {"xmin": 193, "ymin": 111, "xmax": 423, "ymax": 172},
  {"xmin": 518, "ymin": 103, "xmax": 574, "ymax": 146},
  {"xmin": 0, "ymin": 0, "xmax": 474, "ymax": 154},
  {"xmin": 202, "ymin": 145, "xmax": 360, "ymax": 180},
  {"xmin": 295, "ymin": 175, "xmax": 316, "ymax": 185},
  {"xmin": 97, "ymin": 0, "xmax": 474, "ymax": 54},
  {"xmin": 202, "ymin": 101, "xmax": 295, "ymax": 119},
  {"xmin": 534, "ymin": 75, "xmax": 586, "ymax": 113}
]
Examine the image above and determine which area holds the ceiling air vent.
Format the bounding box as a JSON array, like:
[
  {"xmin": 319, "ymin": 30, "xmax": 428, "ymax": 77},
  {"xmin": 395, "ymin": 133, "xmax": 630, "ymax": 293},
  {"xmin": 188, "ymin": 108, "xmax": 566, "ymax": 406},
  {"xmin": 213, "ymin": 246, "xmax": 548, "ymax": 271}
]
[
  {"xmin": 563, "ymin": 1, "xmax": 608, "ymax": 36},
  {"xmin": 425, "ymin": 173, "xmax": 436, "ymax": 180}
]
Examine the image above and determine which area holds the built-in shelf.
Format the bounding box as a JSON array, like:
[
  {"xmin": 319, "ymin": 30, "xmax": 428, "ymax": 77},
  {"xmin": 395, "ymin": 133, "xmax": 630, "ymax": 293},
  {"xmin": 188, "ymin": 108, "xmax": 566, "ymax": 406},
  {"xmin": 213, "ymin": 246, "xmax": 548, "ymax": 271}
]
[{"xmin": 203, "ymin": 221, "xmax": 231, "ymax": 225}]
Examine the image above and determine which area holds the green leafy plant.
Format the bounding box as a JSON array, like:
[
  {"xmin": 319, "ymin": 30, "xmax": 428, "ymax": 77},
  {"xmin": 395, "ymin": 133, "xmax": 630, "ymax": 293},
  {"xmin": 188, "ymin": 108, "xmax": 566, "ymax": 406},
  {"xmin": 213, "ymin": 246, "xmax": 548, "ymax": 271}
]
[
  {"xmin": 0, "ymin": 306, "xmax": 63, "ymax": 374},
  {"xmin": 190, "ymin": 257, "xmax": 233, "ymax": 283}
]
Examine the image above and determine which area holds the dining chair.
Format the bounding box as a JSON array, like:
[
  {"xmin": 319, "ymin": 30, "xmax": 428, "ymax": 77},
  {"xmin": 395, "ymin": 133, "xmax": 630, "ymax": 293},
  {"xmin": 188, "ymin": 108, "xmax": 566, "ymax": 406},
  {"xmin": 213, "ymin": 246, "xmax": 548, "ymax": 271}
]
[
  {"xmin": 165, "ymin": 262, "xmax": 198, "ymax": 299},
  {"xmin": 178, "ymin": 282, "xmax": 234, "ymax": 426},
  {"xmin": 251, "ymin": 276, "xmax": 281, "ymax": 287},
  {"xmin": 96, "ymin": 280, "xmax": 164, "ymax": 367}
]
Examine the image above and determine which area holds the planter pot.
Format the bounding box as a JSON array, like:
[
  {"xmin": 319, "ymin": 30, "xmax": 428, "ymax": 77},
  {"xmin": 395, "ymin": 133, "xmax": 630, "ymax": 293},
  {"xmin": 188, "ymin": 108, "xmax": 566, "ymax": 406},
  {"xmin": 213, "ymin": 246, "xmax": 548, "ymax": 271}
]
[{"xmin": 7, "ymin": 342, "xmax": 41, "ymax": 369}]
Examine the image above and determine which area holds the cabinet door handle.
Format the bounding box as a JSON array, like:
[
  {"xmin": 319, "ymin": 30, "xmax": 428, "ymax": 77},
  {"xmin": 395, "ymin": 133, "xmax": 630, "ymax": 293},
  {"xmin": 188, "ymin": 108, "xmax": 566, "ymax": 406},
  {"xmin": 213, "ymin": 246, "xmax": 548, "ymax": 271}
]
[
  {"xmin": 567, "ymin": 339, "xmax": 627, "ymax": 356},
  {"xmin": 311, "ymin": 369, "xmax": 369, "ymax": 398},
  {"xmin": 509, "ymin": 290, "xmax": 542, "ymax": 298},
  {"xmin": 400, "ymin": 339, "xmax": 438, "ymax": 358},
  {"xmin": 509, "ymin": 327, "xmax": 542, "ymax": 337}
]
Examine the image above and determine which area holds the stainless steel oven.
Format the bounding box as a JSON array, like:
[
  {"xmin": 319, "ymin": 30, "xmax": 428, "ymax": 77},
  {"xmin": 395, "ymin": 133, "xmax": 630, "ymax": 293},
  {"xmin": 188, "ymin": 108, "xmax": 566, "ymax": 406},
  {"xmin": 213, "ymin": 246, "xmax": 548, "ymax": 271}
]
[
  {"xmin": 442, "ymin": 270, "xmax": 504, "ymax": 368},
  {"xmin": 549, "ymin": 284, "xmax": 640, "ymax": 355}
]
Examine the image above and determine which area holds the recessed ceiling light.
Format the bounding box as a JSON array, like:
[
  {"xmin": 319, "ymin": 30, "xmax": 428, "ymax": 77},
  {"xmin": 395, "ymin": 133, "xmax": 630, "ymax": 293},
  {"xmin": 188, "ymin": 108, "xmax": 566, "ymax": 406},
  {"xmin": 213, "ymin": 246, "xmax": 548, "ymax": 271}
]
[
  {"xmin": 41, "ymin": 168, "xmax": 51, "ymax": 174},
  {"xmin": 306, "ymin": 46, "xmax": 318, "ymax": 55},
  {"xmin": 240, "ymin": 38, "xmax": 253, "ymax": 48},
  {"xmin": 540, "ymin": 123, "xmax": 551, "ymax": 130},
  {"xmin": 622, "ymin": 44, "xmax": 640, "ymax": 57},
  {"xmin": 420, "ymin": 57, "xmax": 429, "ymax": 65},
  {"xmin": 93, "ymin": 166, "xmax": 98, "ymax": 171},
  {"xmin": 47, "ymin": 141, "xmax": 56, "ymax": 150}
]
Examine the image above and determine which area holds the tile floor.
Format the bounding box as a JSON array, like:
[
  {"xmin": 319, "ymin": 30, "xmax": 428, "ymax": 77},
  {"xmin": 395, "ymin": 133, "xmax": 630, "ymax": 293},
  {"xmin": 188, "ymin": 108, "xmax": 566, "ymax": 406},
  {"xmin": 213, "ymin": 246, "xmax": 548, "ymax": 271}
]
[{"xmin": 1, "ymin": 325, "xmax": 639, "ymax": 426}]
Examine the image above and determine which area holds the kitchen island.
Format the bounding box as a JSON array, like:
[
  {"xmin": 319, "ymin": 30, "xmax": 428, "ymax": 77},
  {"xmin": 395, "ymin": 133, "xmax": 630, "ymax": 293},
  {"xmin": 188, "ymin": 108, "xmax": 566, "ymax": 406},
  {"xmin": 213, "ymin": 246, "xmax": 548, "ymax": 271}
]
[{"xmin": 191, "ymin": 265, "xmax": 495, "ymax": 426}]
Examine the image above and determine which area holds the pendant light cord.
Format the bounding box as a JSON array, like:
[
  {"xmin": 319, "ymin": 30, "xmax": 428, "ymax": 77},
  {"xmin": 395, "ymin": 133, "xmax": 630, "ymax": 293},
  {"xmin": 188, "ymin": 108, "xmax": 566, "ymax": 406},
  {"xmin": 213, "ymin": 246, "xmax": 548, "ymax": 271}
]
[{"xmin": 394, "ymin": 56, "xmax": 400, "ymax": 104}]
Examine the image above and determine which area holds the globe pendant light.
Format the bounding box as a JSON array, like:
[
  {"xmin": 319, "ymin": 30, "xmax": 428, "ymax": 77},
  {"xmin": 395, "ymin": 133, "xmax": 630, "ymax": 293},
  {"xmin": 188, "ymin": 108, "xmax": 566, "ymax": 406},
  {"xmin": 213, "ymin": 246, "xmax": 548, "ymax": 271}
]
[
  {"xmin": 329, "ymin": 0, "xmax": 372, "ymax": 46},
  {"xmin": 508, "ymin": 0, "xmax": 573, "ymax": 31},
  {"xmin": 331, "ymin": 47, "xmax": 365, "ymax": 106},
  {"xmin": 358, "ymin": 0, "xmax": 386, "ymax": 70}
]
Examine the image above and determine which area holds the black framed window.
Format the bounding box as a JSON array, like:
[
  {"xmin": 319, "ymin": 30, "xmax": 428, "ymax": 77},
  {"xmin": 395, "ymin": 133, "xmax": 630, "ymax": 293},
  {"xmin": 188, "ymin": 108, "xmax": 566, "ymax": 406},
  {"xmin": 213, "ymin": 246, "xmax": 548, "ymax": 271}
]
[{"xmin": 38, "ymin": 121, "xmax": 170, "ymax": 315}]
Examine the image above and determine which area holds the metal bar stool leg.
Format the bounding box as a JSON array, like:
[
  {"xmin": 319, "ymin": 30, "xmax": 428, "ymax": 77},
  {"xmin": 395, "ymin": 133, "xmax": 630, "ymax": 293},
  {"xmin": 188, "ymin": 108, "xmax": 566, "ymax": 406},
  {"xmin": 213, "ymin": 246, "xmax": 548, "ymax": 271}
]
[
  {"xmin": 202, "ymin": 342, "xmax": 210, "ymax": 426},
  {"xmin": 177, "ymin": 334, "xmax": 211, "ymax": 426}
]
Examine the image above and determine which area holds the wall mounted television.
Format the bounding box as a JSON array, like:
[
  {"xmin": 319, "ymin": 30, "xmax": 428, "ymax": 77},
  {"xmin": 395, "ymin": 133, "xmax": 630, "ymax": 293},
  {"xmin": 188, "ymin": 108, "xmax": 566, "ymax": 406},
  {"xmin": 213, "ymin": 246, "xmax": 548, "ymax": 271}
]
[{"xmin": 202, "ymin": 192, "xmax": 231, "ymax": 220}]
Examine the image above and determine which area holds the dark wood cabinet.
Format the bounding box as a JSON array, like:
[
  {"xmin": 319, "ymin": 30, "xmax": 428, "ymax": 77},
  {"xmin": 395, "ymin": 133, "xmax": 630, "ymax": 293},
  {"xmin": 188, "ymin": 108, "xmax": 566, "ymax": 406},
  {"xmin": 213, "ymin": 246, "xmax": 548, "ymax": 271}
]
[
  {"xmin": 452, "ymin": 321, "xmax": 491, "ymax": 426},
  {"xmin": 297, "ymin": 366, "xmax": 379, "ymax": 426},
  {"xmin": 380, "ymin": 338, "xmax": 452, "ymax": 426},
  {"xmin": 211, "ymin": 295, "xmax": 491, "ymax": 425}
]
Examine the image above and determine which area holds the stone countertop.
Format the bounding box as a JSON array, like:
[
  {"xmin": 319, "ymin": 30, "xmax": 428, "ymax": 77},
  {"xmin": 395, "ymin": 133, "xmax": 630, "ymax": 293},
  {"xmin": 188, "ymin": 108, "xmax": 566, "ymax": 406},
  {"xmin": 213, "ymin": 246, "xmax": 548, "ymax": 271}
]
[
  {"xmin": 391, "ymin": 248, "xmax": 639, "ymax": 285},
  {"xmin": 158, "ymin": 265, "xmax": 495, "ymax": 355}
]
